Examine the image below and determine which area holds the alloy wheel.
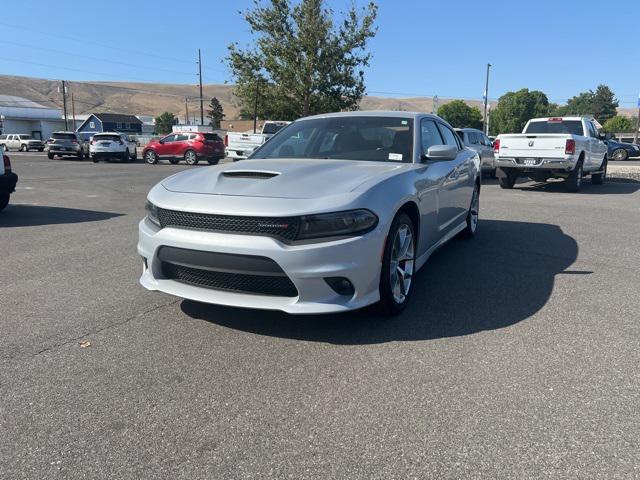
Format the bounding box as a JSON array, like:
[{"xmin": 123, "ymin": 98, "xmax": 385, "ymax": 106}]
[
  {"xmin": 185, "ymin": 151, "xmax": 197, "ymax": 165},
  {"xmin": 613, "ymin": 149, "xmax": 627, "ymax": 161},
  {"xmin": 390, "ymin": 224, "xmax": 414, "ymax": 304}
]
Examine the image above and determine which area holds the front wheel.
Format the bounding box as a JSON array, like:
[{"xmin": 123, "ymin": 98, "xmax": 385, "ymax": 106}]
[
  {"xmin": 184, "ymin": 150, "xmax": 198, "ymax": 165},
  {"xmin": 144, "ymin": 150, "xmax": 158, "ymax": 164},
  {"xmin": 47, "ymin": 152, "xmax": 54, "ymax": 159},
  {"xmin": 377, "ymin": 212, "xmax": 415, "ymax": 316},
  {"xmin": 20, "ymin": 145, "xmax": 27, "ymax": 152},
  {"xmin": 612, "ymin": 148, "xmax": 628, "ymax": 162},
  {"xmin": 0, "ymin": 193, "xmax": 9, "ymax": 212}
]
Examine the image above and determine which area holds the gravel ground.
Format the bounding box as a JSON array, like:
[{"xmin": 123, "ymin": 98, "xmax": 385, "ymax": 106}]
[{"xmin": 1, "ymin": 153, "xmax": 639, "ymax": 479}]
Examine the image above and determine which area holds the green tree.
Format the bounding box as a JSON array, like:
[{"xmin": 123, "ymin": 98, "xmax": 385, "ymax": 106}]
[
  {"xmin": 437, "ymin": 100, "xmax": 483, "ymax": 129},
  {"xmin": 227, "ymin": 0, "xmax": 378, "ymax": 121},
  {"xmin": 489, "ymin": 89, "xmax": 551, "ymax": 135},
  {"xmin": 603, "ymin": 115, "xmax": 633, "ymax": 133},
  {"xmin": 553, "ymin": 85, "xmax": 619, "ymax": 123},
  {"xmin": 206, "ymin": 97, "xmax": 225, "ymax": 128},
  {"xmin": 155, "ymin": 111, "xmax": 176, "ymax": 135}
]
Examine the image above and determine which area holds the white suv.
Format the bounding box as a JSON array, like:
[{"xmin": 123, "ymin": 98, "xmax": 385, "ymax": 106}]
[{"xmin": 90, "ymin": 132, "xmax": 137, "ymax": 163}]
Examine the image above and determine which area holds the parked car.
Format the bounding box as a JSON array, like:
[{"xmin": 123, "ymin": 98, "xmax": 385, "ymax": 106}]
[
  {"xmin": 90, "ymin": 132, "xmax": 137, "ymax": 163},
  {"xmin": 46, "ymin": 132, "xmax": 88, "ymax": 160},
  {"xmin": 225, "ymin": 121, "xmax": 290, "ymax": 160},
  {"xmin": 606, "ymin": 138, "xmax": 640, "ymax": 161},
  {"xmin": 138, "ymin": 111, "xmax": 481, "ymax": 315},
  {"xmin": 143, "ymin": 132, "xmax": 225, "ymax": 165},
  {"xmin": 0, "ymin": 134, "xmax": 45, "ymax": 152},
  {"xmin": 455, "ymin": 128, "xmax": 495, "ymax": 175},
  {"xmin": 494, "ymin": 116, "xmax": 608, "ymax": 192},
  {"xmin": 0, "ymin": 146, "xmax": 18, "ymax": 212}
]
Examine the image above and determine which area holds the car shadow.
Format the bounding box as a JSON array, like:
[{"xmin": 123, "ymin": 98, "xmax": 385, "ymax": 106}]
[
  {"xmin": 515, "ymin": 178, "xmax": 640, "ymax": 195},
  {"xmin": 0, "ymin": 204, "xmax": 124, "ymax": 227},
  {"xmin": 180, "ymin": 219, "xmax": 578, "ymax": 345}
]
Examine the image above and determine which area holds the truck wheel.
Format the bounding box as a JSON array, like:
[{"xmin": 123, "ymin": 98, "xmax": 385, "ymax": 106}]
[
  {"xmin": 611, "ymin": 148, "xmax": 628, "ymax": 161},
  {"xmin": 144, "ymin": 151, "xmax": 158, "ymax": 164},
  {"xmin": 0, "ymin": 193, "xmax": 9, "ymax": 212},
  {"xmin": 184, "ymin": 150, "xmax": 198, "ymax": 165},
  {"xmin": 565, "ymin": 161, "xmax": 583, "ymax": 192},
  {"xmin": 592, "ymin": 158, "xmax": 607, "ymax": 185},
  {"xmin": 20, "ymin": 144, "xmax": 27, "ymax": 152},
  {"xmin": 47, "ymin": 152, "xmax": 54, "ymax": 159},
  {"xmin": 498, "ymin": 172, "xmax": 516, "ymax": 189}
]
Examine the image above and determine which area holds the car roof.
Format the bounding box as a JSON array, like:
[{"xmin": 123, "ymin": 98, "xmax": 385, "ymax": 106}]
[
  {"xmin": 298, "ymin": 110, "xmax": 442, "ymax": 122},
  {"xmin": 454, "ymin": 127, "xmax": 484, "ymax": 133}
]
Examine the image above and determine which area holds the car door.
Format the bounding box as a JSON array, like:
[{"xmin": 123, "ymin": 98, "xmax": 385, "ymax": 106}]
[
  {"xmin": 173, "ymin": 134, "xmax": 189, "ymax": 157},
  {"xmin": 156, "ymin": 134, "xmax": 176, "ymax": 158},
  {"xmin": 7, "ymin": 135, "xmax": 17, "ymax": 150},
  {"xmin": 586, "ymin": 121, "xmax": 605, "ymax": 170}
]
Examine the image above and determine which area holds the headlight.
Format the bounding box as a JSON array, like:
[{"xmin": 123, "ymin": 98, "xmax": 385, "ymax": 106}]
[
  {"xmin": 297, "ymin": 209, "xmax": 378, "ymax": 240},
  {"xmin": 145, "ymin": 200, "xmax": 161, "ymax": 227}
]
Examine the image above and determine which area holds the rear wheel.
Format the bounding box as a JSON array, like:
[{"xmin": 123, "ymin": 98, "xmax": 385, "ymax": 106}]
[
  {"xmin": 47, "ymin": 152, "xmax": 54, "ymax": 159},
  {"xmin": 592, "ymin": 158, "xmax": 607, "ymax": 185},
  {"xmin": 184, "ymin": 150, "xmax": 198, "ymax": 165},
  {"xmin": 377, "ymin": 212, "xmax": 415, "ymax": 316},
  {"xmin": 144, "ymin": 150, "xmax": 158, "ymax": 164},
  {"xmin": 0, "ymin": 193, "xmax": 9, "ymax": 212},
  {"xmin": 460, "ymin": 183, "xmax": 480, "ymax": 239},
  {"xmin": 565, "ymin": 161, "xmax": 583, "ymax": 192},
  {"xmin": 612, "ymin": 148, "xmax": 628, "ymax": 161}
]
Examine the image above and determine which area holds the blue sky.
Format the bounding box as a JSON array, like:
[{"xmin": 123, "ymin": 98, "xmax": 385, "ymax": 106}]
[{"xmin": 0, "ymin": 0, "xmax": 638, "ymax": 107}]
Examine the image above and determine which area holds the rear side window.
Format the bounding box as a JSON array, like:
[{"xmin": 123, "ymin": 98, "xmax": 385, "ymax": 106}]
[
  {"xmin": 53, "ymin": 133, "xmax": 76, "ymax": 140},
  {"xmin": 525, "ymin": 120, "xmax": 584, "ymax": 136},
  {"xmin": 437, "ymin": 123, "xmax": 460, "ymax": 149},
  {"xmin": 175, "ymin": 134, "xmax": 188, "ymax": 141}
]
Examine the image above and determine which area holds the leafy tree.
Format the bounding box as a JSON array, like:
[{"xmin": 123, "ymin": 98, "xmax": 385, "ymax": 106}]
[
  {"xmin": 227, "ymin": 0, "xmax": 378, "ymax": 120},
  {"xmin": 489, "ymin": 89, "xmax": 551, "ymax": 135},
  {"xmin": 553, "ymin": 85, "xmax": 618, "ymax": 123},
  {"xmin": 206, "ymin": 97, "xmax": 225, "ymax": 128},
  {"xmin": 603, "ymin": 115, "xmax": 633, "ymax": 133},
  {"xmin": 437, "ymin": 100, "xmax": 483, "ymax": 129},
  {"xmin": 155, "ymin": 111, "xmax": 176, "ymax": 135}
]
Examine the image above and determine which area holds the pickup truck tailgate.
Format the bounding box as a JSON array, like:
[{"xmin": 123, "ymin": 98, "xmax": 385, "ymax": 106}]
[
  {"xmin": 499, "ymin": 134, "xmax": 569, "ymax": 159},
  {"xmin": 228, "ymin": 133, "xmax": 265, "ymax": 148}
]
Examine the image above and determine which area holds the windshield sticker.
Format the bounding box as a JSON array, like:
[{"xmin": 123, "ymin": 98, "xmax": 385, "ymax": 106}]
[{"xmin": 388, "ymin": 153, "xmax": 403, "ymax": 161}]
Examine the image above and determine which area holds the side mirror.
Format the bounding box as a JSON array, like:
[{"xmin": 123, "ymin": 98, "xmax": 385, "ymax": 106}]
[
  {"xmin": 424, "ymin": 145, "xmax": 458, "ymax": 161},
  {"xmin": 158, "ymin": 139, "xmax": 164, "ymax": 144}
]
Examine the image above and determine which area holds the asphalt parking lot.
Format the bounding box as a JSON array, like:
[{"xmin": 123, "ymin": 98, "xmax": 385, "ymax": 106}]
[{"xmin": 2, "ymin": 152, "xmax": 640, "ymax": 479}]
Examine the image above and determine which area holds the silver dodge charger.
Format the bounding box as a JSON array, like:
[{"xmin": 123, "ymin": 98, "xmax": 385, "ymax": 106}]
[{"xmin": 138, "ymin": 111, "xmax": 481, "ymax": 315}]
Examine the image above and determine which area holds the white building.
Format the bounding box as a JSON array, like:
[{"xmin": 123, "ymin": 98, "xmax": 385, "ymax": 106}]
[{"xmin": 0, "ymin": 95, "xmax": 68, "ymax": 140}]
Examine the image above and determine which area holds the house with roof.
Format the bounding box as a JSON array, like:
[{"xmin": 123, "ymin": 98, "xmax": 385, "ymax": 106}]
[{"xmin": 76, "ymin": 113, "xmax": 143, "ymax": 135}]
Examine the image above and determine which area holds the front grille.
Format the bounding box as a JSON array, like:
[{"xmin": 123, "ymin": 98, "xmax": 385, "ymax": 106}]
[
  {"xmin": 157, "ymin": 208, "xmax": 300, "ymax": 241},
  {"xmin": 162, "ymin": 263, "xmax": 298, "ymax": 297}
]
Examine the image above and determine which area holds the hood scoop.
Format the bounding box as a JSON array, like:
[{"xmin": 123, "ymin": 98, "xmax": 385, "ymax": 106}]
[{"xmin": 221, "ymin": 170, "xmax": 280, "ymax": 179}]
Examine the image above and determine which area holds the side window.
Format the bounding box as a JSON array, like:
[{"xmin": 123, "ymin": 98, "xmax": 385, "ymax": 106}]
[
  {"xmin": 468, "ymin": 132, "xmax": 478, "ymax": 144},
  {"xmin": 420, "ymin": 119, "xmax": 444, "ymax": 154},
  {"xmin": 591, "ymin": 122, "xmax": 600, "ymax": 138},
  {"xmin": 163, "ymin": 134, "xmax": 176, "ymax": 143},
  {"xmin": 175, "ymin": 134, "xmax": 188, "ymax": 142},
  {"xmin": 437, "ymin": 124, "xmax": 460, "ymax": 150}
]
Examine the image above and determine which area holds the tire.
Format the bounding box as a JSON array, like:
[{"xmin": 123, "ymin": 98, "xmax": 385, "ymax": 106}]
[
  {"xmin": 184, "ymin": 149, "xmax": 198, "ymax": 165},
  {"xmin": 498, "ymin": 171, "xmax": 516, "ymax": 189},
  {"xmin": 565, "ymin": 160, "xmax": 583, "ymax": 192},
  {"xmin": 77, "ymin": 150, "xmax": 84, "ymax": 160},
  {"xmin": 0, "ymin": 193, "xmax": 9, "ymax": 212},
  {"xmin": 20, "ymin": 144, "xmax": 27, "ymax": 152},
  {"xmin": 47, "ymin": 152, "xmax": 54, "ymax": 159},
  {"xmin": 592, "ymin": 158, "xmax": 607, "ymax": 185},
  {"xmin": 92, "ymin": 156, "xmax": 99, "ymax": 163},
  {"xmin": 460, "ymin": 183, "xmax": 480, "ymax": 239},
  {"xmin": 144, "ymin": 150, "xmax": 159, "ymax": 164},
  {"xmin": 208, "ymin": 158, "xmax": 220, "ymax": 165},
  {"xmin": 169, "ymin": 158, "xmax": 180, "ymax": 165},
  {"xmin": 129, "ymin": 149, "xmax": 137, "ymax": 162},
  {"xmin": 377, "ymin": 212, "xmax": 415, "ymax": 316},
  {"xmin": 38, "ymin": 148, "xmax": 44, "ymax": 152},
  {"xmin": 612, "ymin": 148, "xmax": 628, "ymax": 162},
  {"xmin": 121, "ymin": 152, "xmax": 128, "ymax": 163}
]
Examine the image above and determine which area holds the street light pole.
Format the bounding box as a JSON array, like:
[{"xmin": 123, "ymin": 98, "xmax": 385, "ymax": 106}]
[
  {"xmin": 483, "ymin": 63, "xmax": 492, "ymax": 135},
  {"xmin": 197, "ymin": 49, "xmax": 204, "ymax": 126},
  {"xmin": 61, "ymin": 80, "xmax": 68, "ymax": 131},
  {"xmin": 634, "ymin": 93, "xmax": 640, "ymax": 145},
  {"xmin": 253, "ymin": 79, "xmax": 260, "ymax": 134}
]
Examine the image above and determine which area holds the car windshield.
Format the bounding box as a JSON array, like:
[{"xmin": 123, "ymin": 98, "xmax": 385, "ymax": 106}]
[
  {"xmin": 252, "ymin": 116, "xmax": 414, "ymax": 163},
  {"xmin": 52, "ymin": 133, "xmax": 76, "ymax": 140},
  {"xmin": 525, "ymin": 120, "xmax": 584, "ymax": 136},
  {"xmin": 94, "ymin": 134, "xmax": 121, "ymax": 142}
]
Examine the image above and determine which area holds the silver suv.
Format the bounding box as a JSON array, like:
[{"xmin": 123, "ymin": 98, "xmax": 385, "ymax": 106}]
[
  {"xmin": 0, "ymin": 134, "xmax": 45, "ymax": 152},
  {"xmin": 46, "ymin": 132, "xmax": 89, "ymax": 160},
  {"xmin": 455, "ymin": 128, "xmax": 495, "ymax": 175}
]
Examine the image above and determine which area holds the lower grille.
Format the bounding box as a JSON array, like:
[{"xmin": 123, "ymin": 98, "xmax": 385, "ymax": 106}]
[
  {"xmin": 161, "ymin": 263, "xmax": 298, "ymax": 297},
  {"xmin": 157, "ymin": 208, "xmax": 300, "ymax": 241}
]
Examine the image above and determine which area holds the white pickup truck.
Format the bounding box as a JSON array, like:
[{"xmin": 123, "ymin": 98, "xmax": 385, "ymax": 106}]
[
  {"xmin": 225, "ymin": 121, "xmax": 290, "ymax": 161},
  {"xmin": 494, "ymin": 116, "xmax": 608, "ymax": 192}
]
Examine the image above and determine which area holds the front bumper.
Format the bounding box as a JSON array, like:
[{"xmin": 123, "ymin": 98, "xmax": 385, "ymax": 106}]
[
  {"xmin": 0, "ymin": 172, "xmax": 18, "ymax": 194},
  {"xmin": 137, "ymin": 218, "xmax": 383, "ymax": 314},
  {"xmin": 495, "ymin": 156, "xmax": 576, "ymax": 171}
]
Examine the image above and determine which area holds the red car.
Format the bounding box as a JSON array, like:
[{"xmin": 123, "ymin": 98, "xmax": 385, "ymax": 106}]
[{"xmin": 143, "ymin": 132, "xmax": 225, "ymax": 165}]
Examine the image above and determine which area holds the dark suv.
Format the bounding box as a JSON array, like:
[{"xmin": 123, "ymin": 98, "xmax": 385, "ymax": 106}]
[{"xmin": 46, "ymin": 132, "xmax": 89, "ymax": 160}]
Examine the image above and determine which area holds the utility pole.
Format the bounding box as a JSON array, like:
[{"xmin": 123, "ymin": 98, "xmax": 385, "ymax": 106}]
[
  {"xmin": 61, "ymin": 80, "xmax": 68, "ymax": 131},
  {"xmin": 432, "ymin": 95, "xmax": 439, "ymax": 115},
  {"xmin": 483, "ymin": 63, "xmax": 492, "ymax": 135},
  {"xmin": 253, "ymin": 79, "xmax": 260, "ymax": 134},
  {"xmin": 71, "ymin": 92, "xmax": 76, "ymax": 131},
  {"xmin": 634, "ymin": 93, "xmax": 640, "ymax": 145},
  {"xmin": 185, "ymin": 97, "xmax": 190, "ymax": 125},
  {"xmin": 197, "ymin": 49, "xmax": 204, "ymax": 126}
]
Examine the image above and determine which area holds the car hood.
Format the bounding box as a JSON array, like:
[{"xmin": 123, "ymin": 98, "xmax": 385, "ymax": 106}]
[{"xmin": 161, "ymin": 158, "xmax": 409, "ymax": 199}]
